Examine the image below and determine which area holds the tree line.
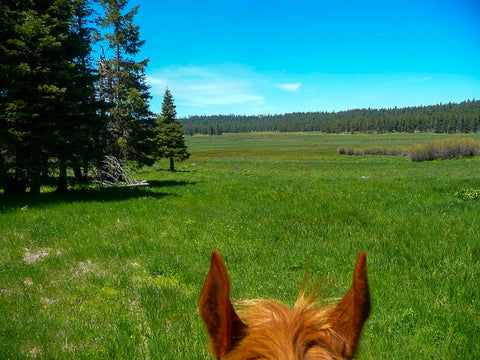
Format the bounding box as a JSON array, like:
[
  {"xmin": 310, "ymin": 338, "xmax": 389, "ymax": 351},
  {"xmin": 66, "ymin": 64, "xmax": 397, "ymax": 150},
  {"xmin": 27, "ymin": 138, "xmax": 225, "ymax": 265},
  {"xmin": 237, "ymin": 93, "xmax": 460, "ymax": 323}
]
[
  {"xmin": 0, "ymin": 0, "xmax": 188, "ymax": 194},
  {"xmin": 181, "ymin": 100, "xmax": 480, "ymax": 135}
]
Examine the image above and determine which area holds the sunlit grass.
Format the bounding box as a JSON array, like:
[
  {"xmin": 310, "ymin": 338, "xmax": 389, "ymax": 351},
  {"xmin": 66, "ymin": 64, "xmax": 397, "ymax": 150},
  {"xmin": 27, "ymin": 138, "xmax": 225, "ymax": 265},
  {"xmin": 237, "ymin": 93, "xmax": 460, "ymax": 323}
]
[{"xmin": 1, "ymin": 132, "xmax": 479, "ymax": 359}]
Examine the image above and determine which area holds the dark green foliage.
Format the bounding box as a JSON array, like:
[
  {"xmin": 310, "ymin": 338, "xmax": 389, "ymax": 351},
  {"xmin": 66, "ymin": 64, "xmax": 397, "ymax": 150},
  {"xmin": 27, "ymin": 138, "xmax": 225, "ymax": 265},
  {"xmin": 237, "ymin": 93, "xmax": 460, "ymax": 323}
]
[
  {"xmin": 97, "ymin": 0, "xmax": 155, "ymax": 166},
  {"xmin": 0, "ymin": 0, "xmax": 104, "ymax": 194},
  {"xmin": 57, "ymin": 0, "xmax": 108, "ymax": 190},
  {"xmin": 155, "ymin": 89, "xmax": 190, "ymax": 171},
  {"xmin": 181, "ymin": 100, "xmax": 480, "ymax": 135},
  {"xmin": 0, "ymin": 0, "xmax": 156, "ymax": 194}
]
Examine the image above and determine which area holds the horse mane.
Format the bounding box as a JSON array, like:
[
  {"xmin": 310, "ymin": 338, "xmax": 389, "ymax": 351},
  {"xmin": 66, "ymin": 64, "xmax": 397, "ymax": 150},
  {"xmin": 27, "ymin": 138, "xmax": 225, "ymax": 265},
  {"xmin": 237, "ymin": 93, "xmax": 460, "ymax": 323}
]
[
  {"xmin": 225, "ymin": 290, "xmax": 346, "ymax": 360},
  {"xmin": 236, "ymin": 278, "xmax": 334, "ymax": 330}
]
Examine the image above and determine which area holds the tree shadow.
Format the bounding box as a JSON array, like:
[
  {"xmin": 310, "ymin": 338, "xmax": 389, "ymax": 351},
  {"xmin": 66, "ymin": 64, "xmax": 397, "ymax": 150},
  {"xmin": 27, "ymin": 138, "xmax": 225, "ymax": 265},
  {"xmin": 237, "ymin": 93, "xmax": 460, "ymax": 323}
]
[
  {"xmin": 154, "ymin": 168, "xmax": 194, "ymax": 174},
  {"xmin": 0, "ymin": 186, "xmax": 172, "ymax": 212},
  {"xmin": 147, "ymin": 180, "xmax": 197, "ymax": 188},
  {"xmin": 0, "ymin": 179, "xmax": 200, "ymax": 212}
]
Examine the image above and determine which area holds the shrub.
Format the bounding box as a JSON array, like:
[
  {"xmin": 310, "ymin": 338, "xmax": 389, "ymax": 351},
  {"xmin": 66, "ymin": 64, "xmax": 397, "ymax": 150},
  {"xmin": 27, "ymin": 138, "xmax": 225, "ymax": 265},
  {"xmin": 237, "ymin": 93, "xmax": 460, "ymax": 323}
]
[
  {"xmin": 409, "ymin": 138, "xmax": 480, "ymax": 162},
  {"xmin": 409, "ymin": 143, "xmax": 436, "ymax": 162},
  {"xmin": 338, "ymin": 138, "xmax": 479, "ymax": 161},
  {"xmin": 338, "ymin": 146, "xmax": 363, "ymax": 155},
  {"xmin": 363, "ymin": 146, "xmax": 385, "ymax": 155},
  {"xmin": 339, "ymin": 145, "xmax": 409, "ymax": 157},
  {"xmin": 344, "ymin": 146, "xmax": 364, "ymax": 155},
  {"xmin": 385, "ymin": 145, "xmax": 409, "ymax": 156}
]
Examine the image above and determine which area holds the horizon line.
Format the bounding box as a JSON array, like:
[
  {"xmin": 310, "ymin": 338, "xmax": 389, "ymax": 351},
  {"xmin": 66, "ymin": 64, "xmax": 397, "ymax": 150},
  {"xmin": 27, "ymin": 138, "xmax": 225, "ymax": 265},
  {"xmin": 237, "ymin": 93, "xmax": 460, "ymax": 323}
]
[{"xmin": 176, "ymin": 98, "xmax": 478, "ymax": 118}]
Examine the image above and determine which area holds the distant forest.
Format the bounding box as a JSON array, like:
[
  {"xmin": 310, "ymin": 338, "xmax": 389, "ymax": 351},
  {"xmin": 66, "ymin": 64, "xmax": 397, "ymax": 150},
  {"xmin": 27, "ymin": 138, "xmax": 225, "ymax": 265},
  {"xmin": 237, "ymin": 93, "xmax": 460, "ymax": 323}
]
[{"xmin": 181, "ymin": 100, "xmax": 480, "ymax": 135}]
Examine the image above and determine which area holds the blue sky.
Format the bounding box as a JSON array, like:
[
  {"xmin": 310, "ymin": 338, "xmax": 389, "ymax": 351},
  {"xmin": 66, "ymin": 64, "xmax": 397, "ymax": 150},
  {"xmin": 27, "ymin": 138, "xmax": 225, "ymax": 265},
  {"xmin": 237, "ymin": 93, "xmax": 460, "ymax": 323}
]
[{"xmin": 113, "ymin": 0, "xmax": 480, "ymax": 117}]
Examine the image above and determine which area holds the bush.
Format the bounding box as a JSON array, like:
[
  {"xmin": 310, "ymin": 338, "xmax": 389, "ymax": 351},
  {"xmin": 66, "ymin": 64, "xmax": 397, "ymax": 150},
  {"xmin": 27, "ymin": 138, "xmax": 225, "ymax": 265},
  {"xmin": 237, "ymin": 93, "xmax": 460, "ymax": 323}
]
[
  {"xmin": 385, "ymin": 145, "xmax": 409, "ymax": 156},
  {"xmin": 344, "ymin": 146, "xmax": 364, "ymax": 156},
  {"xmin": 337, "ymin": 138, "xmax": 479, "ymax": 161},
  {"xmin": 339, "ymin": 145, "xmax": 409, "ymax": 157},
  {"xmin": 363, "ymin": 146, "xmax": 385, "ymax": 155},
  {"xmin": 409, "ymin": 138, "xmax": 480, "ymax": 162},
  {"xmin": 338, "ymin": 146, "xmax": 363, "ymax": 155},
  {"xmin": 409, "ymin": 143, "xmax": 436, "ymax": 162}
]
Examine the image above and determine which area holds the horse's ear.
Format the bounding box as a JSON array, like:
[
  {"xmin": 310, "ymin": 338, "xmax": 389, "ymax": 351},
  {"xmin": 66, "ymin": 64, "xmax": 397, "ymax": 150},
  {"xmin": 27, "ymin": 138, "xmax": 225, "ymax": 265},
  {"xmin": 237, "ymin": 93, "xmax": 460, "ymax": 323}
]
[
  {"xmin": 199, "ymin": 252, "xmax": 246, "ymax": 359},
  {"xmin": 323, "ymin": 252, "xmax": 371, "ymax": 358}
]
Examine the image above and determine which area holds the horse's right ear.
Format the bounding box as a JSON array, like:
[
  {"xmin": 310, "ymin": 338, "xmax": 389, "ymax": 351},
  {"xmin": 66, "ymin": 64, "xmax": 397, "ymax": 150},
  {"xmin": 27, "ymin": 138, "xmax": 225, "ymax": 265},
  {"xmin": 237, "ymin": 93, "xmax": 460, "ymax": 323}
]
[
  {"xmin": 322, "ymin": 252, "xmax": 371, "ymax": 358},
  {"xmin": 199, "ymin": 252, "xmax": 246, "ymax": 359}
]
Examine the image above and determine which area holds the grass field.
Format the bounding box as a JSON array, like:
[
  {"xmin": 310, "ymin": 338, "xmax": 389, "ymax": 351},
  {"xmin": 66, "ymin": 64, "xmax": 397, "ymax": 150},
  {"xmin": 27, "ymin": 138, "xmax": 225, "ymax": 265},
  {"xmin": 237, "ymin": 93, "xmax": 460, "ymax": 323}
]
[{"xmin": 1, "ymin": 132, "xmax": 479, "ymax": 359}]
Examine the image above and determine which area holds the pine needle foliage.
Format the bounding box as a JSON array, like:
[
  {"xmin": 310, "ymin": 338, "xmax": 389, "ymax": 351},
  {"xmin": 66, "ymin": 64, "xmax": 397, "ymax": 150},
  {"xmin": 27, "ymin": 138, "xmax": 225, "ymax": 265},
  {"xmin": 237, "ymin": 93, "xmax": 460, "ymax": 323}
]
[{"xmin": 155, "ymin": 89, "xmax": 190, "ymax": 171}]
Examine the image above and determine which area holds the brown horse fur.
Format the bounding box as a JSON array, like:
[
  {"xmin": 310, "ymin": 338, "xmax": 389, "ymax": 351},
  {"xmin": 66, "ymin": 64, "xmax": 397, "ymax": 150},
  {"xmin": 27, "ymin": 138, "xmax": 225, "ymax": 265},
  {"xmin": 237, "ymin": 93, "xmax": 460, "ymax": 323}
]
[{"xmin": 199, "ymin": 252, "xmax": 371, "ymax": 360}]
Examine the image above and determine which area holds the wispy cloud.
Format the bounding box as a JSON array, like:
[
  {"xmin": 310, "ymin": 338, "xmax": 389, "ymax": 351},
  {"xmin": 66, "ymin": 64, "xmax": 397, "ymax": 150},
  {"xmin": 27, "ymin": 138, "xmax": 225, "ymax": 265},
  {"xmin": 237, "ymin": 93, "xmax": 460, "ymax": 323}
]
[
  {"xmin": 146, "ymin": 64, "xmax": 265, "ymax": 114},
  {"xmin": 275, "ymin": 83, "xmax": 302, "ymax": 92},
  {"xmin": 411, "ymin": 76, "xmax": 432, "ymax": 82}
]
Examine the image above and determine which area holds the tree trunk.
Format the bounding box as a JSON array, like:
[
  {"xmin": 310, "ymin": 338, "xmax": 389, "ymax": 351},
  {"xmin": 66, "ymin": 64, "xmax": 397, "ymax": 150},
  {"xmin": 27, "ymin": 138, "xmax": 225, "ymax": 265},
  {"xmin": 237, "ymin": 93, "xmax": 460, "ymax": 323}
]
[
  {"xmin": 169, "ymin": 157, "xmax": 175, "ymax": 171},
  {"xmin": 56, "ymin": 160, "xmax": 68, "ymax": 192},
  {"xmin": 73, "ymin": 165, "xmax": 83, "ymax": 180},
  {"xmin": 29, "ymin": 170, "xmax": 41, "ymax": 195},
  {"xmin": 0, "ymin": 154, "xmax": 5, "ymax": 191}
]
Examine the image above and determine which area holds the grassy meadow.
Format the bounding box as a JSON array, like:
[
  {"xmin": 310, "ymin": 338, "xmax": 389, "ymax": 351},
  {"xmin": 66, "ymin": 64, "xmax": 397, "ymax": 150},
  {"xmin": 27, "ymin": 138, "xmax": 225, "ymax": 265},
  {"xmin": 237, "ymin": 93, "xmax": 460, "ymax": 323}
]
[{"xmin": 1, "ymin": 132, "xmax": 479, "ymax": 359}]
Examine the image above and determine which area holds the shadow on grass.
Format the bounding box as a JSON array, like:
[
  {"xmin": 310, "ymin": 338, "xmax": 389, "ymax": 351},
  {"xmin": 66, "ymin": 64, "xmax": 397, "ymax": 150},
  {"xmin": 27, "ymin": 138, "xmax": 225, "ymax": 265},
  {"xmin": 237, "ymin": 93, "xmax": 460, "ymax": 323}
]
[
  {"xmin": 0, "ymin": 183, "xmax": 189, "ymax": 211},
  {"xmin": 0, "ymin": 180, "xmax": 199, "ymax": 211},
  {"xmin": 147, "ymin": 180, "xmax": 197, "ymax": 188}
]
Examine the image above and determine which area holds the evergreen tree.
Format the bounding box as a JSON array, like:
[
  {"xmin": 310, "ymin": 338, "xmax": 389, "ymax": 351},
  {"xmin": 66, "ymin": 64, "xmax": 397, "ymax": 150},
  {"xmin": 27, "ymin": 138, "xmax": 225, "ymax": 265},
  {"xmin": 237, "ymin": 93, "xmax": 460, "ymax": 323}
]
[
  {"xmin": 180, "ymin": 100, "xmax": 480, "ymax": 135},
  {"xmin": 1, "ymin": 1, "xmax": 72, "ymax": 193},
  {"xmin": 97, "ymin": 0, "xmax": 155, "ymax": 166},
  {"xmin": 56, "ymin": 0, "xmax": 107, "ymax": 191},
  {"xmin": 155, "ymin": 89, "xmax": 190, "ymax": 171},
  {"xmin": 0, "ymin": 1, "xmax": 14, "ymax": 191},
  {"xmin": 1, "ymin": 1, "xmax": 59, "ymax": 193},
  {"xmin": 0, "ymin": 0, "xmax": 106, "ymax": 194}
]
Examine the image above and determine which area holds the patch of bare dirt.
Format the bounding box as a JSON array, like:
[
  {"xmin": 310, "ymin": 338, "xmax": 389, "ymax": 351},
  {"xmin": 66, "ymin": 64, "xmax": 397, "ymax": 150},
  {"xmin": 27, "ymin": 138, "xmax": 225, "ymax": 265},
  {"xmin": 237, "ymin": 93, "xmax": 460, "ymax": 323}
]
[
  {"xmin": 23, "ymin": 248, "xmax": 52, "ymax": 264},
  {"xmin": 23, "ymin": 248, "xmax": 61, "ymax": 264}
]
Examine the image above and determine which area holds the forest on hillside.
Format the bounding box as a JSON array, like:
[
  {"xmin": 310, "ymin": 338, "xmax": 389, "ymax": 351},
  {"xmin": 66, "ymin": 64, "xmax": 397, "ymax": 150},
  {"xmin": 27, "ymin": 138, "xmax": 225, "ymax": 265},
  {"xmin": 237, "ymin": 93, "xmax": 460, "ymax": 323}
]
[{"xmin": 181, "ymin": 100, "xmax": 480, "ymax": 135}]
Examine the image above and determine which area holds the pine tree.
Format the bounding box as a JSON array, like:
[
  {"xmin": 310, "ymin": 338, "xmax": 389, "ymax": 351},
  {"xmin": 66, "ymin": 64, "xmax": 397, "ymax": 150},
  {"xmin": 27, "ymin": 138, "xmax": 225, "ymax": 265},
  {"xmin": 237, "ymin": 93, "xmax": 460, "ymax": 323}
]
[
  {"xmin": 97, "ymin": 0, "xmax": 155, "ymax": 166},
  {"xmin": 55, "ymin": 0, "xmax": 107, "ymax": 191},
  {"xmin": 0, "ymin": 1, "xmax": 76, "ymax": 193},
  {"xmin": 0, "ymin": 1, "xmax": 14, "ymax": 191},
  {"xmin": 155, "ymin": 89, "xmax": 190, "ymax": 171},
  {"xmin": 0, "ymin": 0, "xmax": 106, "ymax": 193}
]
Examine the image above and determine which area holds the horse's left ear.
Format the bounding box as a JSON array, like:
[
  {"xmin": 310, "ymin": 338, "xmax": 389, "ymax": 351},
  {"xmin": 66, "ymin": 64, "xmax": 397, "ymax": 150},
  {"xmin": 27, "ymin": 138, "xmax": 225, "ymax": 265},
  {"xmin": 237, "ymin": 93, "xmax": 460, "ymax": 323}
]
[
  {"xmin": 322, "ymin": 252, "xmax": 371, "ymax": 358},
  {"xmin": 199, "ymin": 252, "xmax": 246, "ymax": 359}
]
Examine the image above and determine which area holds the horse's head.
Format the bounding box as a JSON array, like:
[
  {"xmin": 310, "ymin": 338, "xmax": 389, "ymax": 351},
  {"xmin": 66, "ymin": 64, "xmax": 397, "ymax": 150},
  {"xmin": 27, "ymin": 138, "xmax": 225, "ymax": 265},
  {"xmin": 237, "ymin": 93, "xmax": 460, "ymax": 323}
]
[{"xmin": 199, "ymin": 252, "xmax": 370, "ymax": 360}]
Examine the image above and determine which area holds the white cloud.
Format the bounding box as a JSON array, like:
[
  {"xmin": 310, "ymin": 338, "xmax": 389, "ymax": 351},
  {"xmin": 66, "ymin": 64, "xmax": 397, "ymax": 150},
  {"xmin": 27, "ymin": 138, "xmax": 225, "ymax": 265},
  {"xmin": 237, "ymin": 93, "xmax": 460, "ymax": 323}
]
[
  {"xmin": 275, "ymin": 83, "xmax": 301, "ymax": 92},
  {"xmin": 146, "ymin": 76, "xmax": 167, "ymax": 85},
  {"xmin": 410, "ymin": 76, "xmax": 432, "ymax": 83},
  {"xmin": 146, "ymin": 64, "xmax": 265, "ymax": 114}
]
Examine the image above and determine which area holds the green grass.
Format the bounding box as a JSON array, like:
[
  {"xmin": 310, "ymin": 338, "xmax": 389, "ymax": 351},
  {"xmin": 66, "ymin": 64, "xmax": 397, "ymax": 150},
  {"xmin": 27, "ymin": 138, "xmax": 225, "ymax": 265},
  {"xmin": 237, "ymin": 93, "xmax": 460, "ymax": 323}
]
[{"xmin": 1, "ymin": 132, "xmax": 479, "ymax": 359}]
